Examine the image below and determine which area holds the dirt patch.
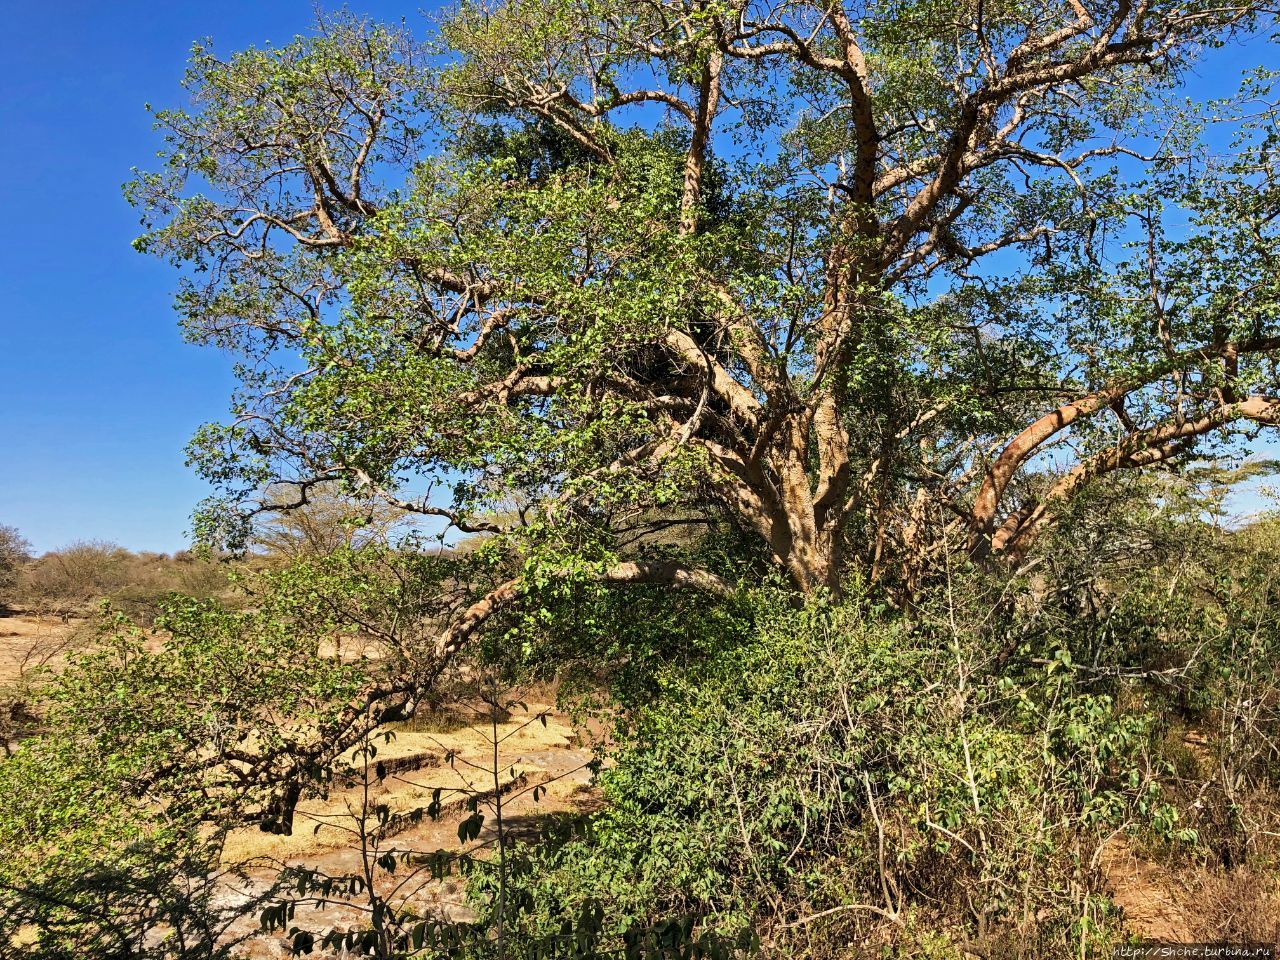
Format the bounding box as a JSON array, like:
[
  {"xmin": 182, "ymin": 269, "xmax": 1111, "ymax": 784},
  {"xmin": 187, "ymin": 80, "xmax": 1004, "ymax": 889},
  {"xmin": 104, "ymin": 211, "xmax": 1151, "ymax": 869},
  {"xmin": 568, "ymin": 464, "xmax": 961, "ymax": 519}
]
[
  {"xmin": 0, "ymin": 613, "xmax": 80, "ymax": 685},
  {"xmin": 223, "ymin": 702, "xmax": 585, "ymax": 861},
  {"xmin": 218, "ymin": 701, "xmax": 601, "ymax": 957},
  {"xmin": 1101, "ymin": 838, "xmax": 1194, "ymax": 942},
  {"xmin": 1102, "ymin": 837, "xmax": 1280, "ymax": 945}
]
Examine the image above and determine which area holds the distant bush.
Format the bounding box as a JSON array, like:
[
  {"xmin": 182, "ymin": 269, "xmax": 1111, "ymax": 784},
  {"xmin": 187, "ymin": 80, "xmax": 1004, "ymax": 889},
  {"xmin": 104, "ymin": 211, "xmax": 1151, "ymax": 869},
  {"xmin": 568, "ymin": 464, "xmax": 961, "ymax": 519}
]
[
  {"xmin": 251, "ymin": 481, "xmax": 410, "ymax": 558},
  {"xmin": 17, "ymin": 542, "xmax": 230, "ymax": 622},
  {"xmin": 0, "ymin": 525, "xmax": 30, "ymax": 611}
]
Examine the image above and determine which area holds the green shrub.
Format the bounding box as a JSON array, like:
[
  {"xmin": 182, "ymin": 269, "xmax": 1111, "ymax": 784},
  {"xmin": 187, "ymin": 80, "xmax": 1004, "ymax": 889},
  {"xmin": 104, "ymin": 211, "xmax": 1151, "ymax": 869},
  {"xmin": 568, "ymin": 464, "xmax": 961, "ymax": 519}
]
[{"xmin": 481, "ymin": 589, "xmax": 1176, "ymax": 958}]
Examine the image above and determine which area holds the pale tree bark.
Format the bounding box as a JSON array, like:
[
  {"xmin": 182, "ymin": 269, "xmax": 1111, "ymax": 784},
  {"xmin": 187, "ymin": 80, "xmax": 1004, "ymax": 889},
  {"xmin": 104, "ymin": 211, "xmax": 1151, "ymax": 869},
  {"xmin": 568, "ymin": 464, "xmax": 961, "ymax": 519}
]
[
  {"xmin": 969, "ymin": 339, "xmax": 1280, "ymax": 559},
  {"xmin": 990, "ymin": 395, "xmax": 1280, "ymax": 560}
]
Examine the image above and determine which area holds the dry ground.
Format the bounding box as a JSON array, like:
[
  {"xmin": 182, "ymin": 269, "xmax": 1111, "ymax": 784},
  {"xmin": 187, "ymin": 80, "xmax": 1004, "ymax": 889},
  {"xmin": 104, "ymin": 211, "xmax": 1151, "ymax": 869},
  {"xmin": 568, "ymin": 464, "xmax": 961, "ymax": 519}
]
[
  {"xmin": 215, "ymin": 699, "xmax": 601, "ymax": 957},
  {"xmin": 0, "ymin": 611, "xmax": 80, "ymax": 686},
  {"xmin": 1101, "ymin": 836, "xmax": 1280, "ymax": 945}
]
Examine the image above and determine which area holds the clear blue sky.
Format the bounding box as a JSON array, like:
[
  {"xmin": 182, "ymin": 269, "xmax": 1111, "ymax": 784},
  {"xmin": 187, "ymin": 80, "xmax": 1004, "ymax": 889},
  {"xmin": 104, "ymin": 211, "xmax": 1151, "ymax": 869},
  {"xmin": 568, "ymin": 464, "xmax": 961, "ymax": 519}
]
[{"xmin": 0, "ymin": 4, "xmax": 1276, "ymax": 554}]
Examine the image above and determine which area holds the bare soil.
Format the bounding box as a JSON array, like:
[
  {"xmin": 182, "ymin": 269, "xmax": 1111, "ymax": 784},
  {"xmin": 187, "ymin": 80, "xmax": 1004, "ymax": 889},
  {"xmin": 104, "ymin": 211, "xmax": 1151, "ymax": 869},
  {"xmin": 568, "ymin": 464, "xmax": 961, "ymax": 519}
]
[
  {"xmin": 215, "ymin": 700, "xmax": 601, "ymax": 957},
  {"xmin": 0, "ymin": 611, "xmax": 80, "ymax": 685},
  {"xmin": 1101, "ymin": 834, "xmax": 1280, "ymax": 945}
]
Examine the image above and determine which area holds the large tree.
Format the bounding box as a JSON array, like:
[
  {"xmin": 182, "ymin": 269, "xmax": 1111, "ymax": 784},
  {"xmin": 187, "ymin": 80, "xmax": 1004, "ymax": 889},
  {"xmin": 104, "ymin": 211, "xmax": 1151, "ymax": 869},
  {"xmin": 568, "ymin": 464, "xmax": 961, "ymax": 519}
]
[
  {"xmin": 8, "ymin": 4, "xmax": 1279, "ymax": 941},
  {"xmin": 132, "ymin": 0, "xmax": 1279, "ymax": 619}
]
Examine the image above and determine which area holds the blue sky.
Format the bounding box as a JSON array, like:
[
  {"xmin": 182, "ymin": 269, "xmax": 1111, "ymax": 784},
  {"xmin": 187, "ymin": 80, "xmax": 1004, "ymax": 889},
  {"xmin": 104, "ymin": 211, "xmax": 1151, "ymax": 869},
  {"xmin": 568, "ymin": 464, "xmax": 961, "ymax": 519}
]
[
  {"xmin": 0, "ymin": 4, "xmax": 1277, "ymax": 554},
  {"xmin": 0, "ymin": 1, "xmax": 416, "ymax": 554}
]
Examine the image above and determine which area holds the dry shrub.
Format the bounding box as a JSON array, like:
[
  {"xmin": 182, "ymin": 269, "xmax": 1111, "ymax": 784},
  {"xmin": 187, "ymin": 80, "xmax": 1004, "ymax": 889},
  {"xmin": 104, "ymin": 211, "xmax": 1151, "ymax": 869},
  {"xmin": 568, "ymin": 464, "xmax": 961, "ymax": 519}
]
[
  {"xmin": 1187, "ymin": 867, "xmax": 1280, "ymax": 945},
  {"xmin": 0, "ymin": 525, "xmax": 30, "ymax": 608},
  {"xmin": 394, "ymin": 703, "xmax": 512, "ymax": 734},
  {"xmin": 17, "ymin": 543, "xmax": 230, "ymax": 622}
]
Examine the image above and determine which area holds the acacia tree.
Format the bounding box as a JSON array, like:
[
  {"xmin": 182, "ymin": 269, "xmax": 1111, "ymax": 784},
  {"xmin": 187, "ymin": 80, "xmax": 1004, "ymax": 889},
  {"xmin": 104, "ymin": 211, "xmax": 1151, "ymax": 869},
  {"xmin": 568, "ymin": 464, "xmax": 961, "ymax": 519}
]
[
  {"xmin": 132, "ymin": 0, "xmax": 1280, "ymax": 634},
  {"xmin": 2, "ymin": 5, "xmax": 1271, "ymax": 942},
  {"xmin": 251, "ymin": 480, "xmax": 411, "ymax": 557}
]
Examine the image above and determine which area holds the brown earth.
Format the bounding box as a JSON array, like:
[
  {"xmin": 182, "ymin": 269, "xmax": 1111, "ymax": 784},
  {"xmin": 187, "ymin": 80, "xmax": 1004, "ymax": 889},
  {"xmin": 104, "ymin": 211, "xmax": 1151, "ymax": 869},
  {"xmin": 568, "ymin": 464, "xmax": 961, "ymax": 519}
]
[
  {"xmin": 1101, "ymin": 836, "xmax": 1280, "ymax": 946},
  {"xmin": 215, "ymin": 700, "xmax": 602, "ymax": 958},
  {"xmin": 1101, "ymin": 837, "xmax": 1195, "ymax": 943},
  {"xmin": 0, "ymin": 611, "xmax": 80, "ymax": 685}
]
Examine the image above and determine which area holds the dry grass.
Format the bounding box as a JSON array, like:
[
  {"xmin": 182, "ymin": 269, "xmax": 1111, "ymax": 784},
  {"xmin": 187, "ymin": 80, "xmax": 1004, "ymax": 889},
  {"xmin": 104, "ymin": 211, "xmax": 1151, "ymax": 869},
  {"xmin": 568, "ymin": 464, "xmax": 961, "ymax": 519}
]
[{"xmin": 1102, "ymin": 834, "xmax": 1280, "ymax": 946}]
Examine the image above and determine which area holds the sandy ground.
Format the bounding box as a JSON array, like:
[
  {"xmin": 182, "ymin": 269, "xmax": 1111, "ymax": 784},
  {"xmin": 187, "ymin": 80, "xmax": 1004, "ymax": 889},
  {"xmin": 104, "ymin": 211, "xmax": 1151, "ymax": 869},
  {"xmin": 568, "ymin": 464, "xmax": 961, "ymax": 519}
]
[
  {"xmin": 0, "ymin": 611, "xmax": 80, "ymax": 686},
  {"xmin": 215, "ymin": 700, "xmax": 602, "ymax": 957},
  {"xmin": 1101, "ymin": 837, "xmax": 1195, "ymax": 942}
]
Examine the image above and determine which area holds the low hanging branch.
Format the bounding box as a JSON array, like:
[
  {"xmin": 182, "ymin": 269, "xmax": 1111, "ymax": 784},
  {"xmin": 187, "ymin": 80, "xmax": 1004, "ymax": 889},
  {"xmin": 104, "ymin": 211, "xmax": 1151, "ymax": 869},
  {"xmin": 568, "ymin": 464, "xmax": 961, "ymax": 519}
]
[{"xmin": 254, "ymin": 560, "xmax": 735, "ymax": 834}]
